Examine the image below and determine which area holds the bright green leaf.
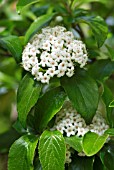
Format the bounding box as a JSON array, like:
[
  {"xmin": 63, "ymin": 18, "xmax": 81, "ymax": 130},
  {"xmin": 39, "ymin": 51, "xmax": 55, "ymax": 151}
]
[
  {"xmin": 17, "ymin": 0, "xmax": 40, "ymax": 13},
  {"xmin": 61, "ymin": 68, "xmax": 99, "ymax": 124},
  {"xmin": 39, "ymin": 130, "xmax": 65, "ymax": 170},
  {"xmin": 17, "ymin": 73, "xmax": 42, "ymax": 128},
  {"xmin": 25, "ymin": 13, "xmax": 55, "ymax": 44},
  {"xmin": 0, "ymin": 35, "xmax": 22, "ymax": 63},
  {"xmin": 34, "ymin": 87, "xmax": 66, "ymax": 131},
  {"xmin": 68, "ymin": 155, "xmax": 94, "ymax": 170},
  {"xmin": 65, "ymin": 136, "xmax": 83, "ymax": 152},
  {"xmin": 89, "ymin": 59, "xmax": 114, "ymax": 81},
  {"xmin": 8, "ymin": 134, "xmax": 38, "ymax": 170},
  {"xmin": 83, "ymin": 132, "xmax": 108, "ymax": 156}
]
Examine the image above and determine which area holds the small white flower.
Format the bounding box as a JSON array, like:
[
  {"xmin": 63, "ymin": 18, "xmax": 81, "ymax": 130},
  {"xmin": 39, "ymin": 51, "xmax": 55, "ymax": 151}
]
[
  {"xmin": 41, "ymin": 73, "xmax": 50, "ymax": 84},
  {"xmin": 46, "ymin": 67, "xmax": 56, "ymax": 77}
]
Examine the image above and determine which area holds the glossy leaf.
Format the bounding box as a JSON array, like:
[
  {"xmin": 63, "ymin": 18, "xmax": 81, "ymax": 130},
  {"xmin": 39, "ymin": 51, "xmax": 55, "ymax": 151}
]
[
  {"xmin": 76, "ymin": 16, "xmax": 108, "ymax": 47},
  {"xmin": 34, "ymin": 87, "xmax": 66, "ymax": 131},
  {"xmin": 102, "ymin": 85, "xmax": 114, "ymax": 127},
  {"xmin": 61, "ymin": 68, "xmax": 99, "ymax": 124},
  {"xmin": 39, "ymin": 130, "xmax": 65, "ymax": 170},
  {"xmin": 17, "ymin": 0, "xmax": 40, "ymax": 13},
  {"xmin": 68, "ymin": 155, "xmax": 94, "ymax": 170},
  {"xmin": 100, "ymin": 144, "xmax": 114, "ymax": 170},
  {"xmin": 83, "ymin": 132, "xmax": 108, "ymax": 156},
  {"xmin": 8, "ymin": 134, "xmax": 38, "ymax": 170},
  {"xmin": 0, "ymin": 35, "xmax": 22, "ymax": 63},
  {"xmin": 65, "ymin": 136, "xmax": 83, "ymax": 152},
  {"xmin": 25, "ymin": 13, "xmax": 55, "ymax": 44},
  {"xmin": 17, "ymin": 73, "xmax": 42, "ymax": 128},
  {"xmin": 88, "ymin": 59, "xmax": 114, "ymax": 81}
]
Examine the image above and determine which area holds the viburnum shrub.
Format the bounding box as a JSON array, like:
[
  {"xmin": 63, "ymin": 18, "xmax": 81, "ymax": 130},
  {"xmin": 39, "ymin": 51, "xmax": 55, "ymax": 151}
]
[{"xmin": 1, "ymin": 0, "xmax": 114, "ymax": 170}]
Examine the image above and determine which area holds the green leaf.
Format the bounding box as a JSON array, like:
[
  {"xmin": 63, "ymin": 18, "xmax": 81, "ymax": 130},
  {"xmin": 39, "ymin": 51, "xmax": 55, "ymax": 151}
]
[
  {"xmin": 109, "ymin": 100, "xmax": 114, "ymax": 107},
  {"xmin": 39, "ymin": 130, "xmax": 65, "ymax": 170},
  {"xmin": 102, "ymin": 85, "xmax": 114, "ymax": 127},
  {"xmin": 72, "ymin": 0, "xmax": 107, "ymax": 9},
  {"xmin": 25, "ymin": 13, "xmax": 55, "ymax": 44},
  {"xmin": 17, "ymin": 73, "xmax": 42, "ymax": 128},
  {"xmin": 100, "ymin": 144, "xmax": 114, "ymax": 170},
  {"xmin": 65, "ymin": 136, "xmax": 83, "ymax": 152},
  {"xmin": 17, "ymin": 0, "xmax": 40, "ymax": 13},
  {"xmin": 8, "ymin": 134, "xmax": 38, "ymax": 170},
  {"xmin": 105, "ymin": 128, "xmax": 114, "ymax": 136},
  {"xmin": 83, "ymin": 132, "xmax": 108, "ymax": 156},
  {"xmin": 68, "ymin": 155, "xmax": 94, "ymax": 170},
  {"xmin": 89, "ymin": 59, "xmax": 114, "ymax": 82},
  {"xmin": 0, "ymin": 128, "xmax": 20, "ymax": 153},
  {"xmin": 76, "ymin": 16, "xmax": 108, "ymax": 47},
  {"xmin": 106, "ymin": 45, "xmax": 114, "ymax": 60},
  {"xmin": 34, "ymin": 87, "xmax": 66, "ymax": 131},
  {"xmin": 0, "ymin": 35, "xmax": 22, "ymax": 63},
  {"xmin": 93, "ymin": 156, "xmax": 105, "ymax": 170},
  {"xmin": 61, "ymin": 68, "xmax": 99, "ymax": 124}
]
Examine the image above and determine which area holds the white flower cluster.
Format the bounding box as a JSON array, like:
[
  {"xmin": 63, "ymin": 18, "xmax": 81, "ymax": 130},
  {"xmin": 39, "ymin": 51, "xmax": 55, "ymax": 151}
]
[
  {"xmin": 52, "ymin": 104, "xmax": 109, "ymax": 137},
  {"xmin": 22, "ymin": 26, "xmax": 88, "ymax": 84},
  {"xmin": 51, "ymin": 103, "xmax": 109, "ymax": 163}
]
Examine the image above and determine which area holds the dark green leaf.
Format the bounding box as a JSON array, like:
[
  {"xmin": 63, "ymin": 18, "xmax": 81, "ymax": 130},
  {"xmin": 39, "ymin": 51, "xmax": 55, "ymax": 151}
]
[
  {"xmin": 0, "ymin": 128, "xmax": 20, "ymax": 153},
  {"xmin": 100, "ymin": 144, "xmax": 114, "ymax": 170},
  {"xmin": 8, "ymin": 134, "xmax": 38, "ymax": 170},
  {"xmin": 13, "ymin": 119, "xmax": 27, "ymax": 134},
  {"xmin": 25, "ymin": 13, "xmax": 55, "ymax": 44},
  {"xmin": 0, "ymin": 35, "xmax": 22, "ymax": 63},
  {"xmin": 65, "ymin": 136, "xmax": 83, "ymax": 152},
  {"xmin": 93, "ymin": 156, "xmax": 105, "ymax": 170},
  {"xmin": 83, "ymin": 132, "xmax": 108, "ymax": 156},
  {"xmin": 17, "ymin": 0, "xmax": 40, "ymax": 13},
  {"xmin": 34, "ymin": 87, "xmax": 66, "ymax": 131},
  {"xmin": 34, "ymin": 159, "xmax": 42, "ymax": 170},
  {"xmin": 68, "ymin": 155, "xmax": 94, "ymax": 170},
  {"xmin": 39, "ymin": 130, "xmax": 65, "ymax": 170},
  {"xmin": 76, "ymin": 16, "xmax": 108, "ymax": 47},
  {"xmin": 102, "ymin": 85, "xmax": 114, "ymax": 127},
  {"xmin": 88, "ymin": 59, "xmax": 114, "ymax": 82},
  {"xmin": 17, "ymin": 73, "xmax": 42, "ymax": 128},
  {"xmin": 61, "ymin": 68, "xmax": 99, "ymax": 124}
]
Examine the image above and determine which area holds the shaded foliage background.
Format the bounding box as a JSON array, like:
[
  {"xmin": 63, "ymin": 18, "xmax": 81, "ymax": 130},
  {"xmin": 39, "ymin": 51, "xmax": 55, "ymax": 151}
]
[{"xmin": 0, "ymin": 0, "xmax": 114, "ymax": 169}]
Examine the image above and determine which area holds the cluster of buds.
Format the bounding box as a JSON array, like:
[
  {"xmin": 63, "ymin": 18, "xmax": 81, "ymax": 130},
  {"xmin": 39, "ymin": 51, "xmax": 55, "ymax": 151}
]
[{"xmin": 22, "ymin": 26, "xmax": 88, "ymax": 84}]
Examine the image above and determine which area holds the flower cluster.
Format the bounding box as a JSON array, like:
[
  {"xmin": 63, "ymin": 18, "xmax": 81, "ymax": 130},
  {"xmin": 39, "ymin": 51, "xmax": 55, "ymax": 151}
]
[
  {"xmin": 52, "ymin": 103, "xmax": 109, "ymax": 137},
  {"xmin": 51, "ymin": 102, "xmax": 109, "ymax": 163},
  {"xmin": 22, "ymin": 26, "xmax": 88, "ymax": 84}
]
